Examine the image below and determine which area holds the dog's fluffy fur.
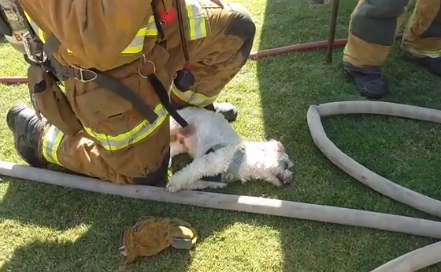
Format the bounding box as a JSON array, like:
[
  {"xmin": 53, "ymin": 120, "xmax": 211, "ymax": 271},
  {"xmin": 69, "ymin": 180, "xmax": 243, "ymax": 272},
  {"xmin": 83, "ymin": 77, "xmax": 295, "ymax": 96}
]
[{"xmin": 166, "ymin": 107, "xmax": 294, "ymax": 192}]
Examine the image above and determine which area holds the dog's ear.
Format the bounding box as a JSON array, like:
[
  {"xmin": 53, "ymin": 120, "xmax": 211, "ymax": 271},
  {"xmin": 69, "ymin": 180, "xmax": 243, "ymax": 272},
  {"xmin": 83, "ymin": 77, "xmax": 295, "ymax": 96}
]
[
  {"xmin": 178, "ymin": 123, "xmax": 196, "ymax": 137},
  {"xmin": 176, "ymin": 123, "xmax": 197, "ymax": 144},
  {"xmin": 270, "ymin": 139, "xmax": 285, "ymax": 154}
]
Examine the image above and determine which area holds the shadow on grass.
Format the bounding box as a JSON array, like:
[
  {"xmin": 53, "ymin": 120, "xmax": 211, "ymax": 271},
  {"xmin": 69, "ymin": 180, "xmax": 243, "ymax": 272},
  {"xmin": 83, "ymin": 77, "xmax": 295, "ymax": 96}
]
[
  {"xmin": 0, "ymin": 179, "xmax": 196, "ymax": 272},
  {"xmin": 254, "ymin": 0, "xmax": 441, "ymax": 271},
  {"xmin": 2, "ymin": 0, "xmax": 441, "ymax": 271}
]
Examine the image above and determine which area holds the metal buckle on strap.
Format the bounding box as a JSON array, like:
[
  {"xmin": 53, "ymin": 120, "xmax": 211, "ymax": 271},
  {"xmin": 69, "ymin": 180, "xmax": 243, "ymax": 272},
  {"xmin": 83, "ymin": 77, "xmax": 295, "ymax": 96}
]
[{"xmin": 71, "ymin": 66, "xmax": 98, "ymax": 82}]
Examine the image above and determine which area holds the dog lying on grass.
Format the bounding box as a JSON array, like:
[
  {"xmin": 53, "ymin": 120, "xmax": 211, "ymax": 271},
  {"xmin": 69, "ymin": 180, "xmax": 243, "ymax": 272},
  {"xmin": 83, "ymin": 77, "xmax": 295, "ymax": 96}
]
[{"xmin": 165, "ymin": 106, "xmax": 294, "ymax": 192}]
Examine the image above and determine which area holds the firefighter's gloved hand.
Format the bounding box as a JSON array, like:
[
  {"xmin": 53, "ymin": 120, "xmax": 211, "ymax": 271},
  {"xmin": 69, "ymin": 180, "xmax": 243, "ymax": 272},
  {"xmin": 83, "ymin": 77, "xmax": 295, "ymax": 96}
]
[{"xmin": 119, "ymin": 216, "xmax": 198, "ymax": 263}]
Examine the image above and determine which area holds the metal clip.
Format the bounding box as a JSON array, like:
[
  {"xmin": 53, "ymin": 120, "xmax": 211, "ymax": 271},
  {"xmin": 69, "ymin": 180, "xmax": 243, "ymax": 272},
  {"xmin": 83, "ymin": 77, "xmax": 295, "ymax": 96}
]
[
  {"xmin": 71, "ymin": 66, "xmax": 97, "ymax": 82},
  {"xmin": 137, "ymin": 54, "xmax": 156, "ymax": 78},
  {"xmin": 22, "ymin": 31, "xmax": 47, "ymax": 64}
]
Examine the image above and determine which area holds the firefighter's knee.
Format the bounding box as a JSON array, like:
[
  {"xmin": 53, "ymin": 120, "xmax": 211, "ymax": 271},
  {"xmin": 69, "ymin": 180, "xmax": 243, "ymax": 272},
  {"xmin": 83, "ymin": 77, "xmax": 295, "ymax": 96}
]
[
  {"xmin": 359, "ymin": 0, "xmax": 409, "ymax": 18},
  {"xmin": 225, "ymin": 3, "xmax": 256, "ymax": 40},
  {"xmin": 351, "ymin": 0, "xmax": 409, "ymax": 46},
  {"xmin": 224, "ymin": 3, "xmax": 256, "ymax": 57}
]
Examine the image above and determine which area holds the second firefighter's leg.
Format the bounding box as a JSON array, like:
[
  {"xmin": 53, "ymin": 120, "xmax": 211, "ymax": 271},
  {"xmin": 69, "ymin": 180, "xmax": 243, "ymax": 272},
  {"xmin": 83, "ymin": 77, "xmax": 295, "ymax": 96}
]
[
  {"xmin": 169, "ymin": 1, "xmax": 256, "ymax": 122},
  {"xmin": 401, "ymin": 0, "xmax": 441, "ymax": 76},
  {"xmin": 6, "ymin": 103, "xmax": 170, "ymax": 186},
  {"xmin": 343, "ymin": 0, "xmax": 409, "ymax": 99}
]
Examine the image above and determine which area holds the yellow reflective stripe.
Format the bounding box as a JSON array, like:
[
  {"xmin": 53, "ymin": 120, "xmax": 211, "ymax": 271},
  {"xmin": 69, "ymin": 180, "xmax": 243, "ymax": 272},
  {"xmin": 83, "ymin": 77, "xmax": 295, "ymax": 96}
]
[
  {"xmin": 25, "ymin": 4, "xmax": 207, "ymax": 56},
  {"xmin": 84, "ymin": 104, "xmax": 168, "ymax": 151},
  {"xmin": 24, "ymin": 11, "xmax": 156, "ymax": 55},
  {"xmin": 42, "ymin": 125, "xmax": 64, "ymax": 165},
  {"xmin": 186, "ymin": 0, "xmax": 208, "ymax": 40},
  {"xmin": 401, "ymin": 41, "xmax": 441, "ymax": 58},
  {"xmin": 171, "ymin": 85, "xmax": 217, "ymax": 107},
  {"xmin": 121, "ymin": 27, "xmax": 149, "ymax": 54},
  {"xmin": 146, "ymin": 16, "xmax": 159, "ymax": 36},
  {"xmin": 67, "ymin": 17, "xmax": 157, "ymax": 55}
]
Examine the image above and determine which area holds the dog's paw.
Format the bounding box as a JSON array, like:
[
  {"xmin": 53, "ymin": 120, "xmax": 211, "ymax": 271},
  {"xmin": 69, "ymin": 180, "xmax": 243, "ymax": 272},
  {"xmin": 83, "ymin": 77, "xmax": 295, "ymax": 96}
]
[
  {"xmin": 165, "ymin": 183, "xmax": 182, "ymax": 193},
  {"xmin": 165, "ymin": 176, "xmax": 187, "ymax": 192}
]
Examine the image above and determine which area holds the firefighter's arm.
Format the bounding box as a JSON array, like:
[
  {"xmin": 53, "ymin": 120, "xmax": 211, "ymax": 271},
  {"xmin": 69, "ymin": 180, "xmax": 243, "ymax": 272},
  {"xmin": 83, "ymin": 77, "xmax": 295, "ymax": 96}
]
[{"xmin": 18, "ymin": 0, "xmax": 153, "ymax": 67}]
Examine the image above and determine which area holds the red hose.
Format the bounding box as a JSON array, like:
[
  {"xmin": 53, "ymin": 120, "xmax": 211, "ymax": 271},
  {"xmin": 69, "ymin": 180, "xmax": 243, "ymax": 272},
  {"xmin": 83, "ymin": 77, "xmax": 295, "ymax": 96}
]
[
  {"xmin": 0, "ymin": 34, "xmax": 403, "ymax": 85},
  {"xmin": 250, "ymin": 38, "xmax": 348, "ymax": 60},
  {"xmin": 0, "ymin": 76, "xmax": 28, "ymax": 84},
  {"xmin": 249, "ymin": 34, "xmax": 403, "ymax": 60}
]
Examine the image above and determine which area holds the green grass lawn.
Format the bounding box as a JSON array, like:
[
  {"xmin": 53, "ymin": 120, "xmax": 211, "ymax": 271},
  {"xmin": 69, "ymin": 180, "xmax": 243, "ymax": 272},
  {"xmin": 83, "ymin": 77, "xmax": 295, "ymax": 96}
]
[{"xmin": 1, "ymin": 0, "xmax": 441, "ymax": 271}]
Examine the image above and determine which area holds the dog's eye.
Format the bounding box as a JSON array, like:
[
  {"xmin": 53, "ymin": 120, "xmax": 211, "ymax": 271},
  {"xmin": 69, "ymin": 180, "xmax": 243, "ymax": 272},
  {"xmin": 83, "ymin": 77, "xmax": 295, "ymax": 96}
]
[{"xmin": 281, "ymin": 161, "xmax": 289, "ymax": 169}]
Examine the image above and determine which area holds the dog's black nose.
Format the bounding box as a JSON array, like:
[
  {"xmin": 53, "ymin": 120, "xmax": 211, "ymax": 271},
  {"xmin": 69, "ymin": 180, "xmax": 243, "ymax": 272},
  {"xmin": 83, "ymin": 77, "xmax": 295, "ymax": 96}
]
[{"xmin": 276, "ymin": 173, "xmax": 292, "ymax": 186}]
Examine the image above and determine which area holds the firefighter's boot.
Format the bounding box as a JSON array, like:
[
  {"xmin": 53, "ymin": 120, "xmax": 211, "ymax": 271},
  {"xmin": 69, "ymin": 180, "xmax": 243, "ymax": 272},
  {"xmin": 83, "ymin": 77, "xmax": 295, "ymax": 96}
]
[
  {"xmin": 343, "ymin": 63, "xmax": 390, "ymax": 99},
  {"xmin": 6, "ymin": 103, "xmax": 49, "ymax": 168}
]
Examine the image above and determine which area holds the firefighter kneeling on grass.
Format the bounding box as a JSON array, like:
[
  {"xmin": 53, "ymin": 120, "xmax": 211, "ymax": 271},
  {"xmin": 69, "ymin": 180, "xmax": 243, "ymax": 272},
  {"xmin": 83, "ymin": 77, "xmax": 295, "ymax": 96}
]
[{"xmin": 0, "ymin": 0, "xmax": 255, "ymax": 263}]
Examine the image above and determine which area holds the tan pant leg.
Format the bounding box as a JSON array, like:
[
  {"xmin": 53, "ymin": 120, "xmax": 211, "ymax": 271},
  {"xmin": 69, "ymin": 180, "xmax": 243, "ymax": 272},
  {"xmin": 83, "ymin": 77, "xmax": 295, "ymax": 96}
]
[
  {"xmin": 41, "ymin": 125, "xmax": 122, "ymax": 183},
  {"xmin": 169, "ymin": 1, "xmax": 255, "ymax": 108},
  {"xmin": 343, "ymin": 0, "xmax": 409, "ymax": 68},
  {"xmin": 401, "ymin": 0, "xmax": 441, "ymax": 57},
  {"xmin": 40, "ymin": 124, "xmax": 170, "ymax": 185}
]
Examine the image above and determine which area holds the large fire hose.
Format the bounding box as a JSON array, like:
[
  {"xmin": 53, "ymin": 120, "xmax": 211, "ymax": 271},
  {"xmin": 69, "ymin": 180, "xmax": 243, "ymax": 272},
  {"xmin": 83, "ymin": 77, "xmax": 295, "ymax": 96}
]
[{"xmin": 1, "ymin": 1, "xmax": 441, "ymax": 271}]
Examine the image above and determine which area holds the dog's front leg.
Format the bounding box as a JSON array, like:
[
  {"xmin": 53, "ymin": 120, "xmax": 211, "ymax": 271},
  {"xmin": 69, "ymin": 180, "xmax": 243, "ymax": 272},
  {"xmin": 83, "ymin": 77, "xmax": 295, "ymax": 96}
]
[
  {"xmin": 166, "ymin": 147, "xmax": 235, "ymax": 192},
  {"xmin": 185, "ymin": 180, "xmax": 227, "ymax": 190}
]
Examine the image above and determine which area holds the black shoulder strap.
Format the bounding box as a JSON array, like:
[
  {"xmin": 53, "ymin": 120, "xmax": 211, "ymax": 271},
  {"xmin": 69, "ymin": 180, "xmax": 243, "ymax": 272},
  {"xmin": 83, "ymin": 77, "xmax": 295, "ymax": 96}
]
[{"xmin": 147, "ymin": 74, "xmax": 188, "ymax": 127}]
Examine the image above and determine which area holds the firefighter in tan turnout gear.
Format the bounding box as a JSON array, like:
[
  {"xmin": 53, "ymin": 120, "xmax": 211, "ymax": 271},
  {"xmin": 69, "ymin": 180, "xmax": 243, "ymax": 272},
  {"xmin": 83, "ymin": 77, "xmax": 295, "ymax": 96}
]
[
  {"xmin": 0, "ymin": 0, "xmax": 256, "ymax": 186},
  {"xmin": 343, "ymin": 0, "xmax": 441, "ymax": 99}
]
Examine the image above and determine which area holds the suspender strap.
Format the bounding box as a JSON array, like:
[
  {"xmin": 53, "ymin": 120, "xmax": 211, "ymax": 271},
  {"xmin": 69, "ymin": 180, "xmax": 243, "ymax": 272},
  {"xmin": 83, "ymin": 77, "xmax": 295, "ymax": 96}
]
[
  {"xmin": 147, "ymin": 74, "xmax": 189, "ymax": 127},
  {"xmin": 42, "ymin": 35, "xmax": 161, "ymax": 124},
  {"xmin": 45, "ymin": 36, "xmax": 188, "ymax": 127},
  {"xmin": 53, "ymin": 61, "xmax": 160, "ymax": 124}
]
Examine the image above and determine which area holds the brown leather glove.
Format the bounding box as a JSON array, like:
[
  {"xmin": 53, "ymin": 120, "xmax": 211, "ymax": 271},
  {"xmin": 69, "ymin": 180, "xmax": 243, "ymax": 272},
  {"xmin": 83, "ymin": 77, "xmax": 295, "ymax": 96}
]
[{"xmin": 119, "ymin": 216, "xmax": 198, "ymax": 263}]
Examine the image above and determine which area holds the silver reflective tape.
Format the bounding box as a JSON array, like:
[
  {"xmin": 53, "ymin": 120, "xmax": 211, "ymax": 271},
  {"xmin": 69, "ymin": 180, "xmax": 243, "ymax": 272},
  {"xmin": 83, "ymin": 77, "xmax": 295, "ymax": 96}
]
[
  {"xmin": 191, "ymin": 5, "xmax": 204, "ymax": 39},
  {"xmin": 45, "ymin": 126, "xmax": 60, "ymax": 161},
  {"xmin": 127, "ymin": 35, "xmax": 144, "ymax": 48},
  {"xmin": 92, "ymin": 107, "xmax": 168, "ymax": 149}
]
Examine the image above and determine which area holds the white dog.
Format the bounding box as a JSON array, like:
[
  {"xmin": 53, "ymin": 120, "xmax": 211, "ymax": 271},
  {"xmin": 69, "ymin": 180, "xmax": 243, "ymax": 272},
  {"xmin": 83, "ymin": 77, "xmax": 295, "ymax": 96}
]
[{"xmin": 165, "ymin": 106, "xmax": 294, "ymax": 192}]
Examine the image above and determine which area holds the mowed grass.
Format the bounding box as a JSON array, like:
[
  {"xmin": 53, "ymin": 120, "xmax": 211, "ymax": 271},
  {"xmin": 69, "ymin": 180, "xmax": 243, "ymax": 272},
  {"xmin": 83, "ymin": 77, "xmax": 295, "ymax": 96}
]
[{"xmin": 1, "ymin": 0, "xmax": 441, "ymax": 271}]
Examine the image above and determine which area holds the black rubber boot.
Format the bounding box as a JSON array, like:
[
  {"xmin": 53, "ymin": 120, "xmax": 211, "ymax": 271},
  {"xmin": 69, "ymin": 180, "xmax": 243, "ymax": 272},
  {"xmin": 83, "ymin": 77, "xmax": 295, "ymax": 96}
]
[
  {"xmin": 402, "ymin": 51, "xmax": 441, "ymax": 77},
  {"xmin": 6, "ymin": 103, "xmax": 49, "ymax": 168},
  {"xmin": 205, "ymin": 102, "xmax": 238, "ymax": 122},
  {"xmin": 343, "ymin": 63, "xmax": 390, "ymax": 100}
]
